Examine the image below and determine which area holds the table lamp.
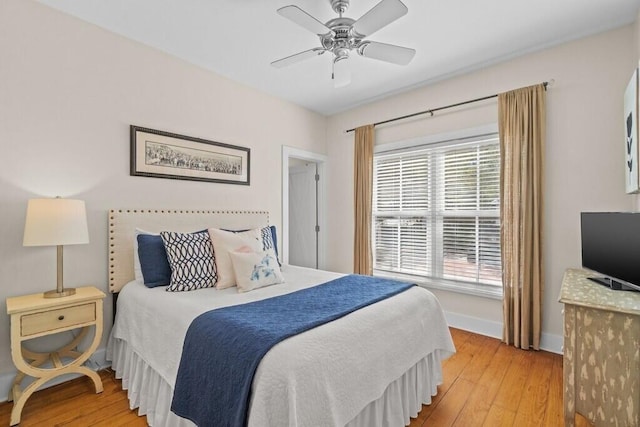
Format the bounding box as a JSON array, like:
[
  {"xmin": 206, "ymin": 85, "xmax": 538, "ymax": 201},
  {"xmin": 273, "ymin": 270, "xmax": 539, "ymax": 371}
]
[{"xmin": 23, "ymin": 197, "xmax": 89, "ymax": 298}]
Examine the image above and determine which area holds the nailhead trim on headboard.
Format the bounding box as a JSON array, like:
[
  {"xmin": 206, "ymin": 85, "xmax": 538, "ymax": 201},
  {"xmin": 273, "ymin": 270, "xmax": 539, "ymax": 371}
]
[{"xmin": 108, "ymin": 209, "xmax": 270, "ymax": 293}]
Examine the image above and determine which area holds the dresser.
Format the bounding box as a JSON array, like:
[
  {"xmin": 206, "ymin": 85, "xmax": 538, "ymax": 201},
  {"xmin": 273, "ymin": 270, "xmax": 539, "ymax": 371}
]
[{"xmin": 559, "ymin": 269, "xmax": 640, "ymax": 427}]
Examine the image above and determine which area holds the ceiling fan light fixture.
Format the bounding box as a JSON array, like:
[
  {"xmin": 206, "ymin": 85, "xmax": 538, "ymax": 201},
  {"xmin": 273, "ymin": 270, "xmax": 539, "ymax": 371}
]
[{"xmin": 332, "ymin": 54, "xmax": 351, "ymax": 88}]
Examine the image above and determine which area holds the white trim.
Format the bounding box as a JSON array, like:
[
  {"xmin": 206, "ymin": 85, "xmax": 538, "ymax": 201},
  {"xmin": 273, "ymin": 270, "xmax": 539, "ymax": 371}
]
[
  {"xmin": 375, "ymin": 270, "xmax": 503, "ymax": 300},
  {"xmin": 374, "ymin": 123, "xmax": 499, "ymax": 154},
  {"xmin": 0, "ymin": 348, "xmax": 109, "ymax": 404},
  {"xmin": 281, "ymin": 146, "xmax": 328, "ymax": 269},
  {"xmin": 444, "ymin": 311, "xmax": 503, "ymax": 340},
  {"xmin": 540, "ymin": 332, "xmax": 564, "ymax": 355},
  {"xmin": 444, "ymin": 311, "xmax": 563, "ymax": 354}
]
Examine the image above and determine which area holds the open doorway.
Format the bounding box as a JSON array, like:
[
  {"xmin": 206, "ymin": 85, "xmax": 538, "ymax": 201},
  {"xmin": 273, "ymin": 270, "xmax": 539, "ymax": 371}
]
[
  {"xmin": 289, "ymin": 159, "xmax": 318, "ymax": 268},
  {"xmin": 282, "ymin": 146, "xmax": 327, "ymax": 269}
]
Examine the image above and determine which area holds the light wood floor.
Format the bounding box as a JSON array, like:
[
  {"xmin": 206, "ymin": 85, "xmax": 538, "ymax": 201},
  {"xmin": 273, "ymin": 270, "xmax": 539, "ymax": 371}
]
[{"xmin": 0, "ymin": 328, "xmax": 591, "ymax": 427}]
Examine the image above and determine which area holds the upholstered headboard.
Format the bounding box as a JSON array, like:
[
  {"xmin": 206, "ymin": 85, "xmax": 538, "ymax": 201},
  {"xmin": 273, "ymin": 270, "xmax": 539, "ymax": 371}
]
[{"xmin": 108, "ymin": 209, "xmax": 270, "ymax": 293}]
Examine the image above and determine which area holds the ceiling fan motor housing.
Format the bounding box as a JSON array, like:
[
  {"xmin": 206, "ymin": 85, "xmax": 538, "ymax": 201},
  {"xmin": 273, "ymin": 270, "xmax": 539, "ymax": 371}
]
[{"xmin": 321, "ymin": 17, "xmax": 363, "ymax": 53}]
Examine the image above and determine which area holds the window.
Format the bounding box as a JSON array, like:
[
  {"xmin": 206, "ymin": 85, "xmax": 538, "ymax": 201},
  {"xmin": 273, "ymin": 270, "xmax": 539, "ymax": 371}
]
[{"xmin": 372, "ymin": 132, "xmax": 502, "ymax": 297}]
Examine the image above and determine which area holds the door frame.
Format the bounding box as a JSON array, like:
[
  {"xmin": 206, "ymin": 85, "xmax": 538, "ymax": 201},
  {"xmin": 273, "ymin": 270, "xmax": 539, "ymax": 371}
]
[{"xmin": 282, "ymin": 146, "xmax": 327, "ymax": 269}]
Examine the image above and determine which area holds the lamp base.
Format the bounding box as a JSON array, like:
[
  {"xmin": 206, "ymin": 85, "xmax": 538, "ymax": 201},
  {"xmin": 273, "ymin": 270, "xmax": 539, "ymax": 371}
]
[{"xmin": 44, "ymin": 288, "xmax": 76, "ymax": 298}]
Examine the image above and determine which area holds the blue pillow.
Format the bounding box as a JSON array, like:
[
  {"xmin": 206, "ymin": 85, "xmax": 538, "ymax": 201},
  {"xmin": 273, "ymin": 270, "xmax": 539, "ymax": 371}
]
[{"xmin": 137, "ymin": 234, "xmax": 171, "ymax": 287}]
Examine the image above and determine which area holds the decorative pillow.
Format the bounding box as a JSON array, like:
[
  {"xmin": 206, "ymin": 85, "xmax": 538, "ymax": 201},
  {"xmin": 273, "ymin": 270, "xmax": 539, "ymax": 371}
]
[
  {"xmin": 137, "ymin": 232, "xmax": 172, "ymax": 288},
  {"xmin": 208, "ymin": 228, "xmax": 263, "ymax": 289},
  {"xmin": 229, "ymin": 250, "xmax": 284, "ymax": 293},
  {"xmin": 161, "ymin": 231, "xmax": 217, "ymax": 292},
  {"xmin": 224, "ymin": 226, "xmax": 280, "ymax": 265},
  {"xmin": 263, "ymin": 226, "xmax": 280, "ymax": 266}
]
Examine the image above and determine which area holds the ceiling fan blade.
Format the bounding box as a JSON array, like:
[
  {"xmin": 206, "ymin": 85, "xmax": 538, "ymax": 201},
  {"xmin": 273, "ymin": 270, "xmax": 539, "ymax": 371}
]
[
  {"xmin": 271, "ymin": 48, "xmax": 326, "ymax": 68},
  {"xmin": 277, "ymin": 5, "xmax": 333, "ymax": 35},
  {"xmin": 358, "ymin": 41, "xmax": 415, "ymax": 65},
  {"xmin": 352, "ymin": 0, "xmax": 408, "ymax": 37},
  {"xmin": 332, "ymin": 57, "xmax": 351, "ymax": 88}
]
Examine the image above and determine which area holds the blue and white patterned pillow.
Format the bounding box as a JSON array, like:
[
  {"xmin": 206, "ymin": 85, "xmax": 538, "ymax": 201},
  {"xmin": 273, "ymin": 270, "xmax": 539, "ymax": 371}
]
[
  {"xmin": 161, "ymin": 230, "xmax": 217, "ymax": 292},
  {"xmin": 260, "ymin": 226, "xmax": 280, "ymax": 265},
  {"xmin": 229, "ymin": 250, "xmax": 284, "ymax": 293}
]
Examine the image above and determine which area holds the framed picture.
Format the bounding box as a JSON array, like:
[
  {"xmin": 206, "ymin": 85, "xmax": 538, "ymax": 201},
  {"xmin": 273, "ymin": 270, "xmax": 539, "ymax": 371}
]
[
  {"xmin": 130, "ymin": 125, "xmax": 250, "ymax": 185},
  {"xmin": 624, "ymin": 68, "xmax": 639, "ymax": 194}
]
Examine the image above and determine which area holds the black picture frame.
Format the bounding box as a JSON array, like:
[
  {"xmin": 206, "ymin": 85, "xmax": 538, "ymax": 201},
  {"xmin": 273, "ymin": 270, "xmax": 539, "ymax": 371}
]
[{"xmin": 130, "ymin": 125, "xmax": 250, "ymax": 185}]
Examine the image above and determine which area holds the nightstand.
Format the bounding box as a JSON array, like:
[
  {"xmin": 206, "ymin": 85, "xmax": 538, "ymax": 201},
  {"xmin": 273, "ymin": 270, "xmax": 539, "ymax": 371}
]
[{"xmin": 5, "ymin": 286, "xmax": 105, "ymax": 426}]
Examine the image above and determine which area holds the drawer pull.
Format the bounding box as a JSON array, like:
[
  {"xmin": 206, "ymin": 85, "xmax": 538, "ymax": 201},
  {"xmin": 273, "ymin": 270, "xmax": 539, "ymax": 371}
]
[{"xmin": 58, "ymin": 315, "xmax": 65, "ymax": 321}]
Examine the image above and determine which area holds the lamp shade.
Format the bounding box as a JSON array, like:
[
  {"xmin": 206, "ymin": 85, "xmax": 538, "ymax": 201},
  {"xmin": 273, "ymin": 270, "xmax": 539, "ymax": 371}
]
[{"xmin": 23, "ymin": 198, "xmax": 89, "ymax": 247}]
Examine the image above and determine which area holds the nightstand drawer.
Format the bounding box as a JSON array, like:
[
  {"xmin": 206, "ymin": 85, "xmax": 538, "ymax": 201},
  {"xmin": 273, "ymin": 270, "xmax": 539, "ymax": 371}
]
[{"xmin": 21, "ymin": 303, "xmax": 96, "ymax": 336}]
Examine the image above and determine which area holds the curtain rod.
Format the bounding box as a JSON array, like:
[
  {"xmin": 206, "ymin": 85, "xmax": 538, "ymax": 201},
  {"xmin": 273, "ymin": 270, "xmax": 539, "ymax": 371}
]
[{"xmin": 345, "ymin": 80, "xmax": 551, "ymax": 133}]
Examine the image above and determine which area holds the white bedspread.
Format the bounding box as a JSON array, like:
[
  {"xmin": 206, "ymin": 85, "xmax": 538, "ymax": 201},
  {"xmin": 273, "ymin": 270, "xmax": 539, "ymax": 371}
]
[{"xmin": 108, "ymin": 265, "xmax": 455, "ymax": 426}]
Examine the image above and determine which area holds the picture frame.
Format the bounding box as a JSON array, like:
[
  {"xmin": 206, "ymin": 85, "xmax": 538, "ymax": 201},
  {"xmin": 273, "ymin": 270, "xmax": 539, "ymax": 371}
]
[
  {"xmin": 624, "ymin": 68, "xmax": 639, "ymax": 194},
  {"xmin": 130, "ymin": 125, "xmax": 250, "ymax": 185}
]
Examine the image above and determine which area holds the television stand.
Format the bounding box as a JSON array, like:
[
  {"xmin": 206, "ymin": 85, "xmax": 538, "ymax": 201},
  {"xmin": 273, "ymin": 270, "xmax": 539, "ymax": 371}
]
[
  {"xmin": 587, "ymin": 276, "xmax": 640, "ymax": 292},
  {"xmin": 560, "ymin": 269, "xmax": 639, "ymax": 426}
]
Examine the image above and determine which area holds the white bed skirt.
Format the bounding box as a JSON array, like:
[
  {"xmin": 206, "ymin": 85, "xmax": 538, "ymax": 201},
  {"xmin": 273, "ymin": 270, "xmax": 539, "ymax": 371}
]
[{"xmin": 108, "ymin": 337, "xmax": 446, "ymax": 427}]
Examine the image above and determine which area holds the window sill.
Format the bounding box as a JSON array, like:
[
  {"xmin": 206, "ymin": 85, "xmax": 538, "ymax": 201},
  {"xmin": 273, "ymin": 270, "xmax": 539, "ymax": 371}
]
[{"xmin": 373, "ymin": 270, "xmax": 503, "ymax": 300}]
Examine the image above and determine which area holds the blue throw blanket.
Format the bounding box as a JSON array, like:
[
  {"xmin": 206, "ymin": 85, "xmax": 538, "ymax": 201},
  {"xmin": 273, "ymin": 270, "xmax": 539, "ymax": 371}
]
[{"xmin": 170, "ymin": 274, "xmax": 413, "ymax": 427}]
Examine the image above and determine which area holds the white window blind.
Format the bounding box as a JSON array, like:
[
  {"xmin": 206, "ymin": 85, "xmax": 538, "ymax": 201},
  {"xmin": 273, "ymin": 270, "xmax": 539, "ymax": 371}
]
[{"xmin": 373, "ymin": 134, "xmax": 502, "ymax": 290}]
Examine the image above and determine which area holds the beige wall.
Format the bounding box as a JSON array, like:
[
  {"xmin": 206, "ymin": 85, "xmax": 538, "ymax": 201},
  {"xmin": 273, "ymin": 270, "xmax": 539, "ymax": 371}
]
[
  {"xmin": 0, "ymin": 0, "xmax": 326, "ymax": 376},
  {"xmin": 325, "ymin": 25, "xmax": 637, "ymax": 347}
]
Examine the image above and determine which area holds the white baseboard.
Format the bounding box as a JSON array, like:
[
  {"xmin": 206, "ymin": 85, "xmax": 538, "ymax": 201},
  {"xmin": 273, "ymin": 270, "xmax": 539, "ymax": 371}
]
[
  {"xmin": 0, "ymin": 348, "xmax": 110, "ymax": 404},
  {"xmin": 444, "ymin": 311, "xmax": 563, "ymax": 354}
]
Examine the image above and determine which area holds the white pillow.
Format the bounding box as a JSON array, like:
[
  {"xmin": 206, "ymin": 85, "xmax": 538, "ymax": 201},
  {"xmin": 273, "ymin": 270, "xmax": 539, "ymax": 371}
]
[
  {"xmin": 208, "ymin": 228, "xmax": 263, "ymax": 289},
  {"xmin": 229, "ymin": 250, "xmax": 284, "ymax": 293}
]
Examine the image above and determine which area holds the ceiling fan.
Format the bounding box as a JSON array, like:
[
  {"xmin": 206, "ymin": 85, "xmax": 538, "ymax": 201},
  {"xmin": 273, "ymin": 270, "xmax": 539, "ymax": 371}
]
[{"xmin": 271, "ymin": 0, "xmax": 415, "ymax": 88}]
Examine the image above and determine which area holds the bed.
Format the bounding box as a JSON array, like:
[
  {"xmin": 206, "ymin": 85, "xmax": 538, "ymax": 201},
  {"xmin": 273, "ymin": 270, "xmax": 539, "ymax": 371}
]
[{"xmin": 106, "ymin": 209, "xmax": 455, "ymax": 427}]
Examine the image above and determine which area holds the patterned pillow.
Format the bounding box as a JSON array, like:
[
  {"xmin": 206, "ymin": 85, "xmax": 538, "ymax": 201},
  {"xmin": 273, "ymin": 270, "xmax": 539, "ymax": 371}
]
[
  {"xmin": 261, "ymin": 226, "xmax": 280, "ymax": 266},
  {"xmin": 229, "ymin": 250, "xmax": 284, "ymax": 293},
  {"xmin": 161, "ymin": 231, "xmax": 217, "ymax": 292}
]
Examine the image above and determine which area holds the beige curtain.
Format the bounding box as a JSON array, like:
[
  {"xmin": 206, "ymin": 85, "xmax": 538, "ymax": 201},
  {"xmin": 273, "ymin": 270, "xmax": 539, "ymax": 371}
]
[
  {"xmin": 498, "ymin": 84, "xmax": 545, "ymax": 350},
  {"xmin": 353, "ymin": 124, "xmax": 375, "ymax": 275}
]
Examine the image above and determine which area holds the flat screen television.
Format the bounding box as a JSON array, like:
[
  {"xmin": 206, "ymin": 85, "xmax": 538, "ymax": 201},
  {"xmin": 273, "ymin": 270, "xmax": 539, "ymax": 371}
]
[{"xmin": 581, "ymin": 212, "xmax": 640, "ymax": 292}]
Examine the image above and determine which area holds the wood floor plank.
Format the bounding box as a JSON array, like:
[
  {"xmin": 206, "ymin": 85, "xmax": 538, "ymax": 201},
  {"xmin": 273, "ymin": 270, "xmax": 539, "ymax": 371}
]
[
  {"xmin": 423, "ymin": 378, "xmax": 475, "ymax": 426},
  {"xmin": 474, "ymin": 343, "xmax": 517, "ymax": 400},
  {"xmin": 1, "ymin": 329, "xmax": 567, "ymax": 427},
  {"xmin": 542, "ymin": 353, "xmax": 564, "ymax": 427},
  {"xmin": 492, "ymin": 348, "xmax": 537, "ymax": 412},
  {"xmin": 451, "ymin": 382, "xmax": 492, "ymax": 427},
  {"xmin": 511, "ymin": 351, "xmax": 554, "ymax": 426},
  {"xmin": 458, "ymin": 335, "xmax": 501, "ymax": 383},
  {"xmin": 482, "ymin": 405, "xmax": 516, "ymax": 427}
]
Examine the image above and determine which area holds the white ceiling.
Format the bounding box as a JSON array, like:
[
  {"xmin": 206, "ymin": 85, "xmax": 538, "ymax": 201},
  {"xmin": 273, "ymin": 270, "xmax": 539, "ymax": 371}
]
[{"xmin": 37, "ymin": 0, "xmax": 640, "ymax": 115}]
